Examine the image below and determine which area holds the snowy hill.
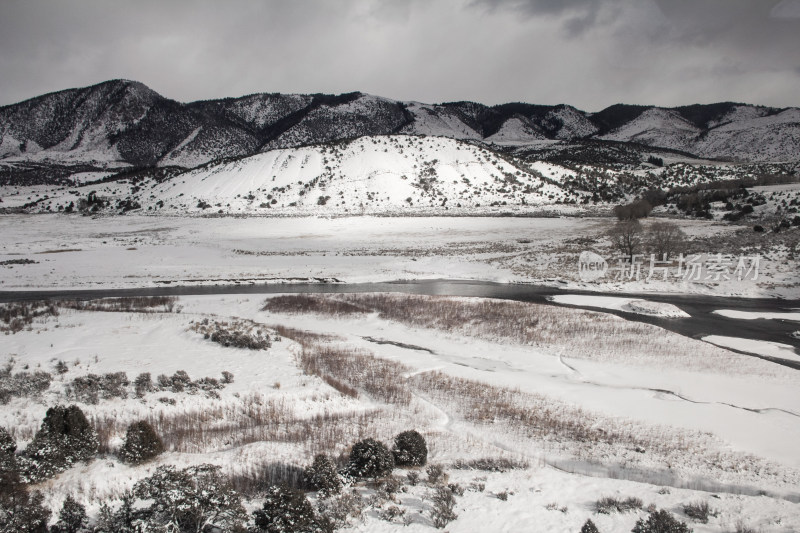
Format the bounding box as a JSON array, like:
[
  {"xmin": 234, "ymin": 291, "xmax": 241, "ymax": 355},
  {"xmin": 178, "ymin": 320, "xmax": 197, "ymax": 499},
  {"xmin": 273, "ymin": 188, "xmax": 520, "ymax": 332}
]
[
  {"xmin": 599, "ymin": 108, "xmax": 701, "ymax": 152},
  {"xmin": 15, "ymin": 136, "xmax": 579, "ymax": 215}
]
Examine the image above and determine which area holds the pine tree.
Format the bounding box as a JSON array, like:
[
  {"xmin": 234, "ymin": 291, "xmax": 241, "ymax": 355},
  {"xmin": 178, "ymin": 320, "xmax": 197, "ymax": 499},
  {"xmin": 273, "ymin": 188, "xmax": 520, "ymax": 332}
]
[
  {"xmin": 581, "ymin": 518, "xmax": 600, "ymax": 533},
  {"xmin": 133, "ymin": 464, "xmax": 246, "ymax": 532},
  {"xmin": 21, "ymin": 405, "xmax": 98, "ymax": 482},
  {"xmin": 51, "ymin": 495, "xmax": 88, "ymax": 533},
  {"xmin": 348, "ymin": 438, "xmax": 394, "ymax": 479},
  {"xmin": 119, "ymin": 420, "xmax": 164, "ymax": 464},
  {"xmin": 392, "ymin": 430, "xmax": 427, "ymax": 467},
  {"xmin": 303, "ymin": 454, "xmax": 342, "ymax": 496},
  {"xmin": 0, "ymin": 488, "xmax": 51, "ymax": 533},
  {"xmin": 253, "ymin": 485, "xmax": 318, "ymax": 533}
]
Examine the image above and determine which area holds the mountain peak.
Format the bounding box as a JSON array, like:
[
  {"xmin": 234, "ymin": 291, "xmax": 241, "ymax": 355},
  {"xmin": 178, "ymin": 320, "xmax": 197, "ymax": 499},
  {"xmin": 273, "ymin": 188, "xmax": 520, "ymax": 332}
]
[{"xmin": 1, "ymin": 81, "xmax": 798, "ymax": 170}]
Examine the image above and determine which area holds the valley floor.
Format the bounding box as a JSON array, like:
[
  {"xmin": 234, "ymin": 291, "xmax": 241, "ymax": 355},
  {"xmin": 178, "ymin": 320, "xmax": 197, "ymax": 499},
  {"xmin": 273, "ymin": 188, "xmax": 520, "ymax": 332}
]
[
  {"xmin": 1, "ymin": 214, "xmax": 797, "ymax": 298},
  {"xmin": 1, "ymin": 213, "xmax": 799, "ymax": 532}
]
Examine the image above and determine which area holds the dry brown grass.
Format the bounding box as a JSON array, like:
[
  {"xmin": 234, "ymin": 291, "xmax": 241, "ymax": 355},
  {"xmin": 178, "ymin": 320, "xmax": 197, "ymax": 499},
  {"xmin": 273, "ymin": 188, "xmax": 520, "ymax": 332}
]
[
  {"xmin": 90, "ymin": 393, "xmax": 387, "ymax": 458},
  {"xmin": 263, "ymin": 295, "xmax": 369, "ymax": 316},
  {"xmin": 60, "ymin": 296, "xmax": 177, "ymax": 313},
  {"xmin": 263, "ymin": 293, "xmax": 783, "ymax": 376},
  {"xmin": 299, "ymin": 344, "xmax": 412, "ymax": 405}
]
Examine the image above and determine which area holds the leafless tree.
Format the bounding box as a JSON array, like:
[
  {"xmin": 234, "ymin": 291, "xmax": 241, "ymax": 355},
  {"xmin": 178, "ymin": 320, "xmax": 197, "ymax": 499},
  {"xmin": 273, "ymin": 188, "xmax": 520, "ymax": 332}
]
[
  {"xmin": 647, "ymin": 221, "xmax": 685, "ymax": 260},
  {"xmin": 608, "ymin": 220, "xmax": 643, "ymax": 261}
]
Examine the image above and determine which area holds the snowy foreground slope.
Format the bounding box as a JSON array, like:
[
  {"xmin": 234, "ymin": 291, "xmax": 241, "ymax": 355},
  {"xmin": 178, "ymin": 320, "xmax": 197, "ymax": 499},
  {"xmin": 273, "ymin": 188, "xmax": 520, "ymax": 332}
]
[{"xmin": 2, "ymin": 294, "xmax": 799, "ymax": 532}]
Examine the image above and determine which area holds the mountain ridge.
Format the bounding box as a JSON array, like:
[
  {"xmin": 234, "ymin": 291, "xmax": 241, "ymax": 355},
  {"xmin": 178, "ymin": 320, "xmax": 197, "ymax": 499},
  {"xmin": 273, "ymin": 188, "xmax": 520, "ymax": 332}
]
[{"xmin": 1, "ymin": 80, "xmax": 798, "ymax": 173}]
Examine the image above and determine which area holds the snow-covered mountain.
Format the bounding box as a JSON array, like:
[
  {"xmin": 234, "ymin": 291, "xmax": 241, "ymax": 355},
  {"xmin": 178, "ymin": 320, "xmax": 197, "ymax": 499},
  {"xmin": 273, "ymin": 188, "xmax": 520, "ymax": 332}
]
[{"xmin": 1, "ymin": 80, "xmax": 798, "ymax": 181}]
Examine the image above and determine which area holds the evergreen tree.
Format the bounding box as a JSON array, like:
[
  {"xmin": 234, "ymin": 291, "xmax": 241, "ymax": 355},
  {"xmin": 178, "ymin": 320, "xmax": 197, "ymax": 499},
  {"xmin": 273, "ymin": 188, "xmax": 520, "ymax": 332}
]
[
  {"xmin": 133, "ymin": 464, "xmax": 246, "ymax": 532},
  {"xmin": 348, "ymin": 438, "xmax": 394, "ymax": 479},
  {"xmin": 253, "ymin": 485, "xmax": 318, "ymax": 533},
  {"xmin": 51, "ymin": 495, "xmax": 88, "ymax": 533},
  {"xmin": 392, "ymin": 430, "xmax": 427, "ymax": 467},
  {"xmin": 303, "ymin": 454, "xmax": 342, "ymax": 496},
  {"xmin": 22, "ymin": 405, "xmax": 98, "ymax": 482},
  {"xmin": 0, "ymin": 488, "xmax": 51, "ymax": 533},
  {"xmin": 119, "ymin": 420, "xmax": 164, "ymax": 464},
  {"xmin": 581, "ymin": 518, "xmax": 600, "ymax": 533}
]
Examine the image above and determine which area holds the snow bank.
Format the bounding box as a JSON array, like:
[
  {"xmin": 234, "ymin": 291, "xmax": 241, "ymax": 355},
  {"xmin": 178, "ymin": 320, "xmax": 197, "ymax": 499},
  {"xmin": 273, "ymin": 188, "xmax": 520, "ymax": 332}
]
[
  {"xmin": 713, "ymin": 309, "xmax": 800, "ymax": 322},
  {"xmin": 624, "ymin": 300, "xmax": 690, "ymax": 318},
  {"xmin": 549, "ymin": 295, "xmax": 689, "ymax": 318},
  {"xmin": 703, "ymin": 335, "xmax": 799, "ymax": 362}
]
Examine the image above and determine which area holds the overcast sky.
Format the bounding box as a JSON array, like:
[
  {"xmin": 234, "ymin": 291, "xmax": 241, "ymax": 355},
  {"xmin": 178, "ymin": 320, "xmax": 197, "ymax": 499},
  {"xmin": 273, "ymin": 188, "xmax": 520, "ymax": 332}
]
[{"xmin": 1, "ymin": 0, "xmax": 798, "ymax": 110}]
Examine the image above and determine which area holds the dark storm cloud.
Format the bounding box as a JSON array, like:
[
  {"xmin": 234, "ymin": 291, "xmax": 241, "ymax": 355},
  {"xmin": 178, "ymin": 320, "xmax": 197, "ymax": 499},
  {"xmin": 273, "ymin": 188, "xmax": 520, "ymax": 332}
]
[
  {"xmin": 472, "ymin": 0, "xmax": 619, "ymax": 36},
  {"xmin": 0, "ymin": 0, "xmax": 797, "ymax": 110}
]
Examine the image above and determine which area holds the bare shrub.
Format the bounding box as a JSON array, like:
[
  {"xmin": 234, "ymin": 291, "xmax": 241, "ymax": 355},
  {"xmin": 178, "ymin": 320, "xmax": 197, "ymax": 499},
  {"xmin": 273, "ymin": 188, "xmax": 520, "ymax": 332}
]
[
  {"xmin": 632, "ymin": 509, "xmax": 690, "ymax": 533},
  {"xmin": 595, "ymin": 496, "xmax": 643, "ymax": 514},
  {"xmin": 321, "ymin": 375, "xmax": 359, "ymax": 399},
  {"xmin": 134, "ymin": 372, "xmax": 153, "ymax": 398},
  {"xmin": 374, "ymin": 476, "xmax": 403, "ymax": 501},
  {"xmin": 155, "ymin": 370, "xmax": 224, "ymax": 396},
  {"xmin": 0, "ymin": 370, "xmax": 52, "ymax": 404},
  {"xmin": 59, "ymin": 296, "xmax": 176, "ymax": 313},
  {"xmin": 66, "ymin": 372, "xmax": 128, "ymax": 404},
  {"xmin": 451, "ymin": 457, "xmax": 527, "ymax": 472},
  {"xmin": 90, "ymin": 395, "xmax": 386, "ymax": 459},
  {"xmin": 270, "ymin": 325, "xmax": 339, "ymax": 346},
  {"xmin": 0, "ymin": 301, "xmax": 58, "ymax": 333},
  {"xmin": 468, "ymin": 480, "xmax": 485, "ymax": 492},
  {"xmin": 379, "ymin": 505, "xmax": 406, "ymax": 523},
  {"xmin": 734, "ymin": 519, "xmax": 760, "ymax": 533},
  {"xmin": 316, "ymin": 490, "xmax": 365, "ymax": 529},
  {"xmin": 683, "ymin": 500, "xmax": 715, "ymax": 523},
  {"xmin": 229, "ymin": 463, "xmax": 306, "ymax": 496},
  {"xmin": 192, "ymin": 319, "xmax": 271, "ymax": 350},
  {"xmin": 448, "ymin": 483, "xmax": 464, "ymax": 496},
  {"xmin": 430, "ymin": 485, "xmax": 457, "ymax": 529},
  {"xmin": 426, "ymin": 464, "xmax": 447, "ymax": 485},
  {"xmin": 545, "ymin": 502, "xmax": 567, "ymax": 512}
]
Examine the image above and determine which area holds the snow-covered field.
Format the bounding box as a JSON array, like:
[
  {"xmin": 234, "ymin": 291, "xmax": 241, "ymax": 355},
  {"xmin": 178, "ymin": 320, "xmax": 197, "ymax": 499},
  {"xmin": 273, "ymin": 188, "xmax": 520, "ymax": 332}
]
[
  {"xmin": 1, "ymin": 214, "xmax": 797, "ymax": 298},
  {"xmin": 2, "ymin": 293, "xmax": 799, "ymax": 531}
]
